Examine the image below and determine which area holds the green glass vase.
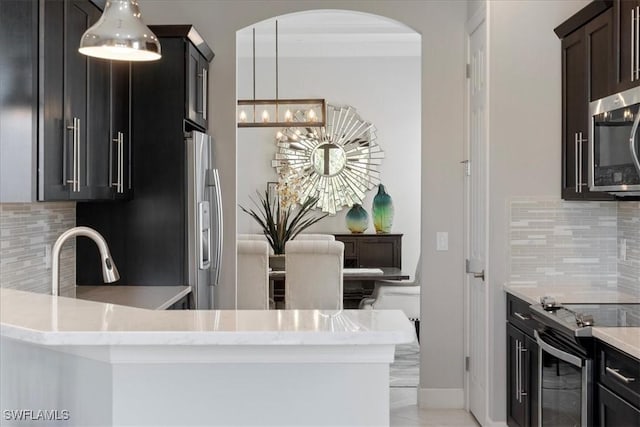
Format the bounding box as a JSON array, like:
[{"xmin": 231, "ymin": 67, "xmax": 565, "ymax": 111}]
[
  {"xmin": 345, "ymin": 203, "xmax": 369, "ymax": 233},
  {"xmin": 372, "ymin": 184, "xmax": 394, "ymax": 234}
]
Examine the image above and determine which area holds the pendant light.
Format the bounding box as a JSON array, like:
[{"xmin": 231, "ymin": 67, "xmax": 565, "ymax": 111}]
[
  {"xmin": 78, "ymin": 0, "xmax": 161, "ymax": 61},
  {"xmin": 237, "ymin": 20, "xmax": 325, "ymax": 128}
]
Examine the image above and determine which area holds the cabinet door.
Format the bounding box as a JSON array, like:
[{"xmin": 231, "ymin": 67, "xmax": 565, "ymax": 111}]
[
  {"xmin": 357, "ymin": 237, "xmax": 401, "ymax": 268},
  {"xmin": 598, "ymin": 384, "xmax": 640, "ymax": 426},
  {"xmin": 186, "ymin": 42, "xmax": 201, "ymax": 128},
  {"xmin": 507, "ymin": 324, "xmax": 528, "ymax": 427},
  {"xmin": 524, "ymin": 335, "xmax": 539, "ymax": 427},
  {"xmin": 40, "ymin": 0, "xmax": 67, "ymax": 200},
  {"xmin": 198, "ymin": 53, "xmax": 209, "ymax": 129},
  {"xmin": 110, "ymin": 61, "xmax": 131, "ymax": 199},
  {"xmin": 562, "ymin": 29, "xmax": 588, "ymax": 200},
  {"xmin": 587, "ymin": 9, "xmax": 614, "ymax": 101},
  {"xmin": 614, "ymin": 0, "xmax": 640, "ymax": 92}
]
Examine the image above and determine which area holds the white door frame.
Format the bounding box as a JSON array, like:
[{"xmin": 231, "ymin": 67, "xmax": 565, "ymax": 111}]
[{"xmin": 463, "ymin": 4, "xmax": 491, "ymax": 426}]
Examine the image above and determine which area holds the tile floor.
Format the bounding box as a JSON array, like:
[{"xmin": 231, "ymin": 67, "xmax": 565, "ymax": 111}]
[{"xmin": 390, "ymin": 388, "xmax": 480, "ymax": 426}]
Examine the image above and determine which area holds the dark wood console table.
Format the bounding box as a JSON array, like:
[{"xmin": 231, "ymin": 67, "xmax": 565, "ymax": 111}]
[{"xmin": 333, "ymin": 233, "xmax": 402, "ymax": 269}]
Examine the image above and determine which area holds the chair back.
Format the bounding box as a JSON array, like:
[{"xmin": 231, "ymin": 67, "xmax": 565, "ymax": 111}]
[
  {"xmin": 284, "ymin": 240, "xmax": 344, "ymax": 310},
  {"xmin": 237, "ymin": 240, "xmax": 270, "ymax": 309},
  {"xmin": 237, "ymin": 233, "xmax": 274, "ymax": 255},
  {"xmin": 293, "ymin": 234, "xmax": 335, "ymax": 241}
]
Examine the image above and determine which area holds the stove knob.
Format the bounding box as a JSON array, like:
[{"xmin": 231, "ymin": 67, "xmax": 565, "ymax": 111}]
[
  {"xmin": 578, "ymin": 314, "xmax": 594, "ymax": 327},
  {"xmin": 540, "ymin": 296, "xmax": 557, "ymax": 309}
]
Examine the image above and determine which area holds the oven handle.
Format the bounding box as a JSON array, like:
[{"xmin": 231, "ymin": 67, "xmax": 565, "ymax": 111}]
[
  {"xmin": 534, "ymin": 330, "xmax": 582, "ymax": 367},
  {"xmin": 630, "ymin": 108, "xmax": 640, "ymax": 174}
]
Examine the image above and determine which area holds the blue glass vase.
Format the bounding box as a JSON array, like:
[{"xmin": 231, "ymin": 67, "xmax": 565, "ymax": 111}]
[
  {"xmin": 345, "ymin": 204, "xmax": 368, "ymax": 233},
  {"xmin": 372, "ymin": 184, "xmax": 394, "ymax": 234}
]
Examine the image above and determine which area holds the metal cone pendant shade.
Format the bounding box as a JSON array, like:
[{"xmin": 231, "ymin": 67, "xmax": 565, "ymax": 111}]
[{"xmin": 79, "ymin": 0, "xmax": 161, "ymax": 61}]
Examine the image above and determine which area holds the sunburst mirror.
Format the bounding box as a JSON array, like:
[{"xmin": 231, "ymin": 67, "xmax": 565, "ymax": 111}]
[{"xmin": 272, "ymin": 104, "xmax": 384, "ymax": 214}]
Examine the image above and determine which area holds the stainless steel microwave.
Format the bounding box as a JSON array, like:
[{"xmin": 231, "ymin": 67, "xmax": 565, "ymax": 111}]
[{"xmin": 589, "ymin": 86, "xmax": 640, "ymax": 196}]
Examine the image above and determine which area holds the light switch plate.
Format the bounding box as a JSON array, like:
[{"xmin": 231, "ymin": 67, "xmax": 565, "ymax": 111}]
[
  {"xmin": 619, "ymin": 238, "xmax": 627, "ymax": 261},
  {"xmin": 45, "ymin": 244, "xmax": 52, "ymax": 269},
  {"xmin": 436, "ymin": 232, "xmax": 448, "ymax": 251}
]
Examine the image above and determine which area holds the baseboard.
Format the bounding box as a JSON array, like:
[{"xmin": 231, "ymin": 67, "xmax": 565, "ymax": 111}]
[
  {"xmin": 418, "ymin": 388, "xmax": 464, "ymax": 409},
  {"xmin": 485, "ymin": 419, "xmax": 508, "ymax": 427}
]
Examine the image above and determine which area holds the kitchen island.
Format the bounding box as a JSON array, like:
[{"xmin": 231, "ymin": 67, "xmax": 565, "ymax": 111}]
[{"xmin": 0, "ymin": 288, "xmax": 414, "ymax": 426}]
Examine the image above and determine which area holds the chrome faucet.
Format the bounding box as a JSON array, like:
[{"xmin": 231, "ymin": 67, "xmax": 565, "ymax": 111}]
[{"xmin": 51, "ymin": 226, "xmax": 120, "ymax": 296}]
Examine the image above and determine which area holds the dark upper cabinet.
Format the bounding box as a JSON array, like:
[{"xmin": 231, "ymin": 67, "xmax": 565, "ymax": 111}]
[
  {"xmin": 149, "ymin": 25, "xmax": 214, "ymax": 132},
  {"xmin": 0, "ymin": 0, "xmax": 129, "ymax": 202},
  {"xmin": 559, "ymin": 6, "xmax": 616, "ymax": 201},
  {"xmin": 110, "ymin": 61, "xmax": 132, "ymax": 199},
  {"xmin": 613, "ymin": 0, "xmax": 640, "ymax": 92}
]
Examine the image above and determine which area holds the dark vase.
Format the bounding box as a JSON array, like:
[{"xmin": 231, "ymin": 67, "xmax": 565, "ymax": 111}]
[
  {"xmin": 346, "ymin": 203, "xmax": 369, "ymax": 233},
  {"xmin": 372, "ymin": 184, "xmax": 394, "ymax": 234}
]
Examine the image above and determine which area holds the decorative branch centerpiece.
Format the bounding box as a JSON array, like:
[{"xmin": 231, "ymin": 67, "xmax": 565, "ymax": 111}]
[{"xmin": 240, "ymin": 167, "xmax": 328, "ymax": 255}]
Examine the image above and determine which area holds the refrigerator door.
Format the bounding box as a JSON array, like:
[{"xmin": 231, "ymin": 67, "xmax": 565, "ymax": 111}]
[{"xmin": 187, "ymin": 131, "xmax": 215, "ymax": 309}]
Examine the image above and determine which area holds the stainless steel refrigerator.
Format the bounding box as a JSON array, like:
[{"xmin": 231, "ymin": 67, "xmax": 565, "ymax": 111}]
[{"xmin": 185, "ymin": 131, "xmax": 222, "ymax": 309}]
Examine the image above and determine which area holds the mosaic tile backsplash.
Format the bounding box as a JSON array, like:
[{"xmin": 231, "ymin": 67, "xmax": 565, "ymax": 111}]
[
  {"xmin": 618, "ymin": 202, "xmax": 640, "ymax": 295},
  {"xmin": 0, "ymin": 203, "xmax": 76, "ymax": 295},
  {"xmin": 509, "ymin": 200, "xmax": 619, "ymax": 287}
]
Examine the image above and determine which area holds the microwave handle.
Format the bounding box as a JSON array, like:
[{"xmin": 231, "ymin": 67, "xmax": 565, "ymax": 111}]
[{"xmin": 629, "ymin": 110, "xmax": 640, "ymax": 174}]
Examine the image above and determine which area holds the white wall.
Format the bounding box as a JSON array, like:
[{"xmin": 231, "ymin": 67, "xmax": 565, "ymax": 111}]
[
  {"xmin": 485, "ymin": 0, "xmax": 590, "ymax": 422},
  {"xmin": 236, "ymin": 55, "xmax": 421, "ymax": 274},
  {"xmin": 140, "ymin": 0, "xmax": 467, "ymax": 399}
]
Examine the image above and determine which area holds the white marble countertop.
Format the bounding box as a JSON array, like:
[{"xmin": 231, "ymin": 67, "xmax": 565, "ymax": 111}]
[
  {"xmin": 74, "ymin": 285, "xmax": 191, "ymax": 310},
  {"xmin": 504, "ymin": 283, "xmax": 640, "ymax": 359},
  {"xmin": 592, "ymin": 327, "xmax": 640, "ymax": 360},
  {"xmin": 0, "ymin": 288, "xmax": 415, "ymax": 347}
]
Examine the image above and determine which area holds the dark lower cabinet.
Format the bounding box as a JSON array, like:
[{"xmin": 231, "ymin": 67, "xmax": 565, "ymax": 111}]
[
  {"xmin": 506, "ymin": 324, "xmax": 539, "ymax": 427},
  {"xmin": 506, "ymin": 293, "xmax": 539, "ymax": 427},
  {"xmin": 598, "ymin": 384, "xmax": 640, "ymax": 426},
  {"xmin": 596, "ymin": 340, "xmax": 640, "ymax": 426}
]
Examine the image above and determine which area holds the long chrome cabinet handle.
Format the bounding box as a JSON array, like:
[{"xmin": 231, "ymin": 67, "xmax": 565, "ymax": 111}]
[
  {"xmin": 515, "ymin": 340, "xmax": 521, "ymax": 402},
  {"xmin": 66, "ymin": 117, "xmax": 80, "ymax": 192},
  {"xmin": 633, "ymin": 8, "xmax": 636, "ymax": 81},
  {"xmin": 630, "ymin": 108, "xmax": 640, "ymax": 174},
  {"xmin": 111, "ymin": 132, "xmax": 124, "ymax": 193},
  {"xmin": 606, "ymin": 366, "xmax": 636, "ymax": 383},
  {"xmin": 636, "ymin": 6, "xmax": 639, "ymax": 80},
  {"xmin": 76, "ymin": 118, "xmax": 81, "ymax": 192},
  {"xmin": 519, "ymin": 345, "xmax": 528, "ymax": 400},
  {"xmin": 202, "ymin": 68, "xmax": 207, "ymax": 120},
  {"xmin": 575, "ymin": 133, "xmax": 579, "ymax": 193},
  {"xmin": 579, "ymin": 132, "xmax": 585, "ymax": 192}
]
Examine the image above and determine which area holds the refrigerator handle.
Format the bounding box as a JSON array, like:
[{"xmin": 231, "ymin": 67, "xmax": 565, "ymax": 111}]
[{"xmin": 211, "ymin": 169, "xmax": 223, "ymax": 286}]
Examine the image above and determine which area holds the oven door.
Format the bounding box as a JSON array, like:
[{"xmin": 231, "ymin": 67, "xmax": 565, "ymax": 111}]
[
  {"xmin": 534, "ymin": 330, "xmax": 593, "ymax": 427},
  {"xmin": 590, "ymin": 87, "xmax": 640, "ymax": 193}
]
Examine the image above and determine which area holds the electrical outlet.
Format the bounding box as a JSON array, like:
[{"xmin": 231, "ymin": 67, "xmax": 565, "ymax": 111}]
[
  {"xmin": 436, "ymin": 232, "xmax": 448, "ymax": 251},
  {"xmin": 45, "ymin": 244, "xmax": 52, "ymax": 269},
  {"xmin": 619, "ymin": 238, "xmax": 627, "ymax": 261}
]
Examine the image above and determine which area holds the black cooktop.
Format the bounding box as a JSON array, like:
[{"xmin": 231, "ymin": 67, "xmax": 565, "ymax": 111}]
[
  {"xmin": 530, "ymin": 302, "xmax": 640, "ymax": 338},
  {"xmin": 562, "ymin": 303, "xmax": 640, "ymax": 328}
]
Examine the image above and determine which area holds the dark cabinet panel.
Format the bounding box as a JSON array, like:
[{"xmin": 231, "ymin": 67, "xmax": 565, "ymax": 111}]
[
  {"xmin": 110, "ymin": 61, "xmax": 132, "ymax": 199},
  {"xmin": 613, "ymin": 0, "xmax": 640, "ymax": 92},
  {"xmin": 333, "ymin": 234, "xmax": 402, "ymax": 268},
  {"xmin": 506, "ymin": 294, "xmax": 539, "ymax": 427},
  {"xmin": 560, "ymin": 9, "xmax": 616, "ymax": 201},
  {"xmin": 598, "ymin": 384, "xmax": 640, "ymax": 426}
]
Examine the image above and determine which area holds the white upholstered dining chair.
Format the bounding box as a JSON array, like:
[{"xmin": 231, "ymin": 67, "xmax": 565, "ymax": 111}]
[
  {"xmin": 293, "ymin": 234, "xmax": 335, "ymax": 241},
  {"xmin": 236, "ymin": 240, "xmax": 270, "ymax": 309},
  {"xmin": 284, "ymin": 240, "xmax": 344, "ymax": 310},
  {"xmin": 360, "ymin": 256, "xmax": 421, "ymax": 340}
]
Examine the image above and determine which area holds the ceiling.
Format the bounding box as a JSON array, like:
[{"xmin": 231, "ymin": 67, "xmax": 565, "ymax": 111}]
[{"xmin": 236, "ymin": 10, "xmax": 421, "ymax": 58}]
